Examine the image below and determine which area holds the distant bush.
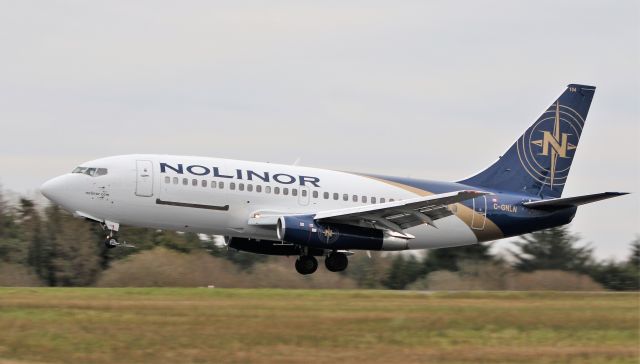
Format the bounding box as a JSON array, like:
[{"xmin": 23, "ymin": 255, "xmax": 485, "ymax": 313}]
[
  {"xmin": 0, "ymin": 263, "xmax": 43, "ymax": 287},
  {"xmin": 408, "ymin": 262, "xmax": 604, "ymax": 291},
  {"xmin": 97, "ymin": 248, "xmax": 246, "ymax": 287},
  {"xmin": 506, "ymin": 270, "xmax": 604, "ymax": 291},
  {"xmin": 97, "ymin": 248, "xmax": 358, "ymax": 288}
]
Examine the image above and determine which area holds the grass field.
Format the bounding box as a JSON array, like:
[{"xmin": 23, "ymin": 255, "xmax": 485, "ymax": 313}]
[{"xmin": 0, "ymin": 289, "xmax": 638, "ymax": 364}]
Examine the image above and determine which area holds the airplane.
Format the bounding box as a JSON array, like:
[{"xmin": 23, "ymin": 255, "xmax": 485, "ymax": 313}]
[{"xmin": 40, "ymin": 84, "xmax": 628, "ymax": 275}]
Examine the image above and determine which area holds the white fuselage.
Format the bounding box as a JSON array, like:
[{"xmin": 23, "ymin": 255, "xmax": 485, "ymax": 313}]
[{"xmin": 41, "ymin": 154, "xmax": 488, "ymax": 250}]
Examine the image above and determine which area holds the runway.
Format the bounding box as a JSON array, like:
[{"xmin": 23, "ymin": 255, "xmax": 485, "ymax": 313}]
[{"xmin": 0, "ymin": 288, "xmax": 637, "ymax": 363}]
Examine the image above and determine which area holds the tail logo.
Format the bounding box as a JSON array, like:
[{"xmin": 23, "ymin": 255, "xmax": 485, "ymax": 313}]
[{"xmin": 517, "ymin": 102, "xmax": 584, "ymax": 189}]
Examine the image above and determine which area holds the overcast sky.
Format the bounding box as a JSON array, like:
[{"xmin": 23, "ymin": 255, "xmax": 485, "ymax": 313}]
[{"xmin": 1, "ymin": 1, "xmax": 638, "ymax": 259}]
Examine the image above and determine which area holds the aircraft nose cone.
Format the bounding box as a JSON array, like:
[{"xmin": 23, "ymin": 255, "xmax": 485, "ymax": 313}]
[{"xmin": 40, "ymin": 176, "xmax": 66, "ymax": 204}]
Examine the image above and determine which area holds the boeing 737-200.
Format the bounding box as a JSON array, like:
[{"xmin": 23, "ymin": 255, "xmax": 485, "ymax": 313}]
[{"xmin": 41, "ymin": 84, "xmax": 628, "ymax": 275}]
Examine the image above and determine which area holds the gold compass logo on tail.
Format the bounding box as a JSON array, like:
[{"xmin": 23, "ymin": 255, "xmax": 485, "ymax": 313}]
[
  {"xmin": 516, "ymin": 100, "xmax": 584, "ymax": 189},
  {"xmin": 530, "ymin": 102, "xmax": 577, "ymax": 188}
]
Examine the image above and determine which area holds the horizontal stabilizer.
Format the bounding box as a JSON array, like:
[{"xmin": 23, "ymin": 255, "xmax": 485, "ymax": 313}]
[{"xmin": 523, "ymin": 192, "xmax": 629, "ymax": 211}]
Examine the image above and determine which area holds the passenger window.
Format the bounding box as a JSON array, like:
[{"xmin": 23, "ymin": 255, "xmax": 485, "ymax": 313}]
[
  {"xmin": 312, "ymin": 191, "xmax": 318, "ymax": 198},
  {"xmin": 202, "ymin": 180, "xmax": 207, "ymax": 187},
  {"xmin": 352, "ymin": 195, "xmax": 358, "ymax": 202},
  {"xmin": 389, "ymin": 198, "xmax": 395, "ymax": 202},
  {"xmin": 302, "ymin": 189, "xmax": 307, "ymax": 197},
  {"xmin": 256, "ymin": 185, "xmax": 262, "ymax": 193},
  {"xmin": 211, "ymin": 181, "xmax": 217, "ymax": 188},
  {"xmin": 219, "ymin": 182, "xmax": 224, "ymax": 189},
  {"xmin": 380, "ymin": 198, "xmax": 386, "ymax": 203},
  {"xmin": 192, "ymin": 179, "xmax": 197, "ymax": 186},
  {"xmin": 292, "ymin": 189, "xmax": 297, "ymax": 196},
  {"xmin": 265, "ymin": 186, "xmax": 271, "ymax": 193},
  {"xmin": 283, "ymin": 188, "xmax": 289, "ymax": 195},
  {"xmin": 274, "ymin": 187, "xmax": 280, "ymax": 195},
  {"xmin": 230, "ymin": 182, "xmax": 236, "ymax": 190},
  {"xmin": 371, "ymin": 197, "xmax": 377, "ymax": 204},
  {"xmin": 333, "ymin": 193, "xmax": 339, "ymax": 200},
  {"xmin": 173, "ymin": 177, "xmax": 178, "ymax": 184},
  {"xmin": 362, "ymin": 196, "xmax": 367, "ymax": 203},
  {"xmin": 165, "ymin": 176, "xmax": 170, "ymax": 184},
  {"xmin": 239, "ymin": 183, "xmax": 245, "ymax": 191},
  {"xmin": 247, "ymin": 184, "xmax": 253, "ymax": 192},
  {"xmin": 343, "ymin": 194, "xmax": 348, "ymax": 201},
  {"xmin": 183, "ymin": 178, "xmax": 188, "ymax": 185},
  {"xmin": 324, "ymin": 192, "xmax": 329, "ymax": 199}
]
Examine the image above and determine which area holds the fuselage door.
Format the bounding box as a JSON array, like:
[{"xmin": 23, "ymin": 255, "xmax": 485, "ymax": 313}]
[
  {"xmin": 135, "ymin": 160, "xmax": 154, "ymax": 197},
  {"xmin": 298, "ymin": 186, "xmax": 310, "ymax": 206},
  {"xmin": 471, "ymin": 195, "xmax": 486, "ymax": 230}
]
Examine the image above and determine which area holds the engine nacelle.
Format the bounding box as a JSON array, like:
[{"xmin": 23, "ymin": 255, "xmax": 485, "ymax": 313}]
[{"xmin": 276, "ymin": 215, "xmax": 409, "ymax": 251}]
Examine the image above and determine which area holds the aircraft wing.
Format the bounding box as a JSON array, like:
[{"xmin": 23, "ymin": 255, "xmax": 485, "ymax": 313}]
[
  {"xmin": 248, "ymin": 190, "xmax": 489, "ymax": 234},
  {"xmin": 314, "ymin": 190, "xmax": 489, "ymax": 235},
  {"xmin": 522, "ymin": 192, "xmax": 629, "ymax": 211}
]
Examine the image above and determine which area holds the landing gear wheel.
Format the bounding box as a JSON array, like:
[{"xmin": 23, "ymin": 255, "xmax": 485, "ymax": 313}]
[
  {"xmin": 104, "ymin": 237, "xmax": 119, "ymax": 249},
  {"xmin": 325, "ymin": 252, "xmax": 348, "ymax": 272},
  {"xmin": 295, "ymin": 255, "xmax": 318, "ymax": 275}
]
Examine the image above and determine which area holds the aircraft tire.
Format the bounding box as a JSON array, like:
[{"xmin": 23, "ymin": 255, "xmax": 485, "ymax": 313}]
[
  {"xmin": 295, "ymin": 255, "xmax": 318, "ymax": 275},
  {"xmin": 325, "ymin": 252, "xmax": 348, "ymax": 272},
  {"xmin": 104, "ymin": 237, "xmax": 118, "ymax": 249}
]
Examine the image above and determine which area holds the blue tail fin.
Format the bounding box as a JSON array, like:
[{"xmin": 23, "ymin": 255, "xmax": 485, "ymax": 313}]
[{"xmin": 459, "ymin": 84, "xmax": 596, "ymax": 199}]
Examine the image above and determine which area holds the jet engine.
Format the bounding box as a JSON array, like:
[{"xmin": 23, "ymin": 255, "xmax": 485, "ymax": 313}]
[{"xmin": 276, "ymin": 214, "xmax": 410, "ymax": 251}]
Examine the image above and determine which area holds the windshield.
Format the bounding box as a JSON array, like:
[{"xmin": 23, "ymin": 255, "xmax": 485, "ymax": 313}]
[{"xmin": 72, "ymin": 167, "xmax": 108, "ymax": 177}]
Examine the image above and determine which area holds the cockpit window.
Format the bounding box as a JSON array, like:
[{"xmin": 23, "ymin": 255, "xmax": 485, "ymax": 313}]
[{"xmin": 72, "ymin": 166, "xmax": 108, "ymax": 177}]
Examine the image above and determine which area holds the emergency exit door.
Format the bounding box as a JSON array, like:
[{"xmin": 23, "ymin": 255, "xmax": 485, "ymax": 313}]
[
  {"xmin": 135, "ymin": 160, "xmax": 154, "ymax": 197},
  {"xmin": 471, "ymin": 195, "xmax": 486, "ymax": 230},
  {"xmin": 298, "ymin": 186, "xmax": 310, "ymax": 206}
]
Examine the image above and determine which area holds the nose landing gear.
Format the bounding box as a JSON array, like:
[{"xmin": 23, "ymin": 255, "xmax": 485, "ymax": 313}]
[
  {"xmin": 104, "ymin": 236, "xmax": 119, "ymax": 249},
  {"xmin": 101, "ymin": 221, "xmax": 134, "ymax": 249}
]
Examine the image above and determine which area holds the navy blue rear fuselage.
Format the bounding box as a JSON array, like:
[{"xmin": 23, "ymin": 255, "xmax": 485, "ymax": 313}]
[{"xmin": 368, "ymin": 174, "xmax": 577, "ymax": 241}]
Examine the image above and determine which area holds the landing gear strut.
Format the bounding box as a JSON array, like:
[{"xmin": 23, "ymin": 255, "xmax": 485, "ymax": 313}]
[
  {"xmin": 100, "ymin": 220, "xmax": 132, "ymax": 249},
  {"xmin": 295, "ymin": 255, "xmax": 318, "ymax": 275},
  {"xmin": 103, "ymin": 225, "xmax": 119, "ymax": 249},
  {"xmin": 104, "ymin": 236, "xmax": 119, "ymax": 249},
  {"xmin": 325, "ymin": 252, "xmax": 348, "ymax": 272}
]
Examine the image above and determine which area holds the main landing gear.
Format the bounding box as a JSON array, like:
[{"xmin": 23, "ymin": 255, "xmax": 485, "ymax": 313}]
[
  {"xmin": 295, "ymin": 255, "xmax": 318, "ymax": 275},
  {"xmin": 294, "ymin": 251, "xmax": 349, "ymax": 275},
  {"xmin": 325, "ymin": 252, "xmax": 348, "ymax": 272}
]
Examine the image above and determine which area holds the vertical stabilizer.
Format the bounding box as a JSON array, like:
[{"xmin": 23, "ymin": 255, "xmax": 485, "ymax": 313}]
[{"xmin": 459, "ymin": 84, "xmax": 595, "ymax": 199}]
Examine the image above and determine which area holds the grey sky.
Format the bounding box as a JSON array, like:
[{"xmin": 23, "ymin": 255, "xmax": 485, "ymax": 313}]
[{"xmin": 1, "ymin": 1, "xmax": 638, "ymax": 259}]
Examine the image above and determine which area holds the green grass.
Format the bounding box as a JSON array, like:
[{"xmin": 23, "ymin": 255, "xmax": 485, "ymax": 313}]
[{"xmin": 0, "ymin": 289, "xmax": 638, "ymax": 363}]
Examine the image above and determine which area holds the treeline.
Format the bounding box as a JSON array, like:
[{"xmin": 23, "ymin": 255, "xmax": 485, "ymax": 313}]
[{"xmin": 0, "ymin": 191, "xmax": 638, "ymax": 290}]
